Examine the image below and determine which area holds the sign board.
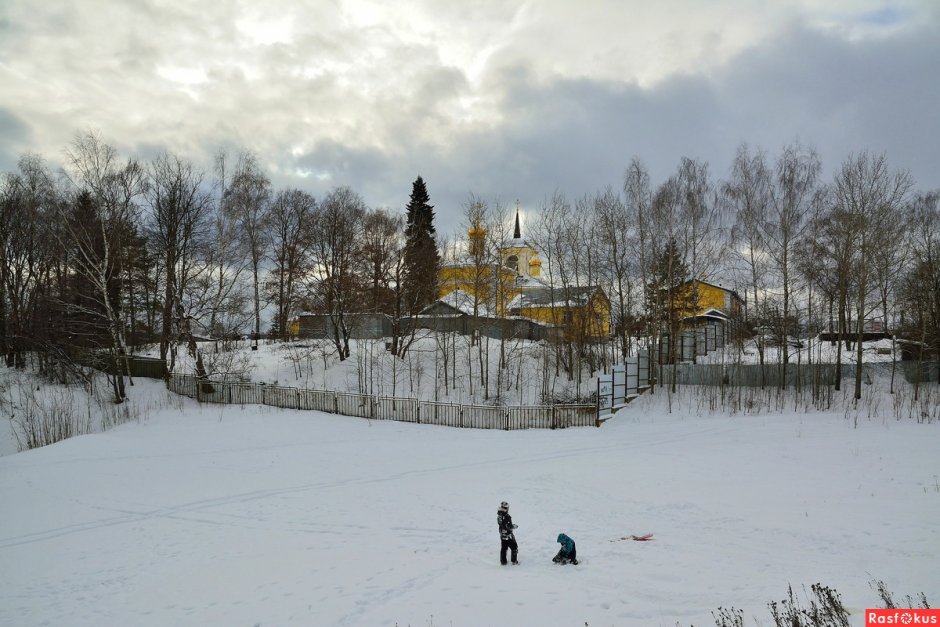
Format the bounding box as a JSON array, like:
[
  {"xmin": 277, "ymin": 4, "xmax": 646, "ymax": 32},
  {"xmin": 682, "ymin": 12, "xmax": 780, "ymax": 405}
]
[{"xmin": 597, "ymin": 374, "xmax": 614, "ymax": 421}]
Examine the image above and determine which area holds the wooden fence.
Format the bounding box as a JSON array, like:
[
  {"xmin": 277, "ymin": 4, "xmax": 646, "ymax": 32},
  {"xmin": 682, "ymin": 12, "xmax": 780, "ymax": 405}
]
[{"xmin": 167, "ymin": 374, "xmax": 597, "ymax": 430}]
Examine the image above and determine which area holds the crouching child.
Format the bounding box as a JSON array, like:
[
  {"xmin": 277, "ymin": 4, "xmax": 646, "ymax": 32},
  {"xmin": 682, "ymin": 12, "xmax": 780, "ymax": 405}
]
[{"xmin": 553, "ymin": 532, "xmax": 578, "ymax": 565}]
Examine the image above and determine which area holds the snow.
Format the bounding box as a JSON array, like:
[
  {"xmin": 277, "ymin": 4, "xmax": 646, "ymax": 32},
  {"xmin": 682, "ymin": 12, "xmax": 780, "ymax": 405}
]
[{"xmin": 1, "ymin": 361, "xmax": 937, "ymax": 626}]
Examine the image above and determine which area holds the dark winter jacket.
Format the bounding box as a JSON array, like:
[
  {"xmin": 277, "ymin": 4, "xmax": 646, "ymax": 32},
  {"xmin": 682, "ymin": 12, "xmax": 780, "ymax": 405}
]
[
  {"xmin": 497, "ymin": 510, "xmax": 516, "ymax": 541},
  {"xmin": 556, "ymin": 533, "xmax": 575, "ymax": 556}
]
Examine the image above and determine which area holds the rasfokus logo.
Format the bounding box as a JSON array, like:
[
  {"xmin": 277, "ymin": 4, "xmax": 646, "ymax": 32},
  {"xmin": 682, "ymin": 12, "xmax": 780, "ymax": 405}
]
[{"xmin": 866, "ymin": 609, "xmax": 940, "ymax": 625}]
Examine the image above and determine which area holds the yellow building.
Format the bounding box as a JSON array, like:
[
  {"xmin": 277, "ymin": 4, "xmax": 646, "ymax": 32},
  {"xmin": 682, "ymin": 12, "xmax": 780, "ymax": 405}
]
[
  {"xmin": 672, "ymin": 279, "xmax": 744, "ymax": 322},
  {"xmin": 437, "ymin": 208, "xmax": 610, "ymax": 341},
  {"xmin": 508, "ymin": 285, "xmax": 611, "ymax": 341}
]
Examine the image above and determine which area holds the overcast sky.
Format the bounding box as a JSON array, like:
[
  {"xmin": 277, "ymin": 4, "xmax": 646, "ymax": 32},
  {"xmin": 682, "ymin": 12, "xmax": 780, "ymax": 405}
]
[{"xmin": 1, "ymin": 0, "xmax": 937, "ymax": 236}]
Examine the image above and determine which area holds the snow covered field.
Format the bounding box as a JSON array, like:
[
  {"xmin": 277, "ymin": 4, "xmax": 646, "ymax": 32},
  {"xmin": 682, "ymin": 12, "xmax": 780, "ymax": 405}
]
[{"xmin": 1, "ymin": 372, "xmax": 937, "ymax": 626}]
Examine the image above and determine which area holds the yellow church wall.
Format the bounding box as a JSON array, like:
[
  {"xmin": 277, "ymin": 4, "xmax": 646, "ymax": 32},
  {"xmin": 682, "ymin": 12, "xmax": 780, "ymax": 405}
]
[{"xmin": 514, "ymin": 291, "xmax": 610, "ymax": 341}]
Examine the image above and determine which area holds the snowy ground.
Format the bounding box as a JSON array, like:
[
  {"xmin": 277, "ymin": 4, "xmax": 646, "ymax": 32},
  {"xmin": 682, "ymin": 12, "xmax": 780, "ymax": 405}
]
[{"xmin": 1, "ymin": 373, "xmax": 937, "ymax": 626}]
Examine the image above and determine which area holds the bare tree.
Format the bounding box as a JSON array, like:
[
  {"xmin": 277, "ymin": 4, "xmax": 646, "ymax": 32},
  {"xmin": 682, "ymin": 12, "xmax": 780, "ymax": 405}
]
[
  {"xmin": 831, "ymin": 152, "xmax": 913, "ymax": 400},
  {"xmin": 529, "ymin": 191, "xmax": 603, "ymax": 388},
  {"xmin": 594, "ymin": 186, "xmax": 637, "ymax": 362},
  {"xmin": 0, "ymin": 155, "xmax": 58, "ymax": 369},
  {"xmin": 900, "ymin": 192, "xmax": 940, "ymax": 392},
  {"xmin": 354, "ymin": 207, "xmax": 420, "ymax": 358},
  {"xmin": 809, "ymin": 187, "xmax": 856, "ymax": 392},
  {"xmin": 225, "ymin": 152, "xmax": 271, "ymax": 347},
  {"xmin": 459, "ymin": 196, "xmax": 496, "ymax": 398},
  {"xmin": 358, "ymin": 208, "xmax": 402, "ymax": 314},
  {"xmin": 205, "ymin": 150, "xmax": 252, "ymax": 341},
  {"xmin": 871, "ymin": 198, "xmax": 912, "ymax": 392},
  {"xmin": 764, "ymin": 142, "xmax": 821, "ymax": 379},
  {"xmin": 145, "ymin": 152, "xmax": 213, "ymax": 379},
  {"xmin": 644, "ymin": 172, "xmax": 688, "ymax": 392},
  {"xmin": 267, "ymin": 188, "xmax": 316, "ymax": 340},
  {"xmin": 677, "ymin": 157, "xmax": 725, "ymax": 364},
  {"xmin": 483, "ymin": 199, "xmax": 516, "ymax": 401},
  {"xmin": 724, "ymin": 143, "xmax": 772, "ymax": 382},
  {"xmin": 60, "ymin": 132, "xmax": 146, "ymax": 402},
  {"xmin": 623, "ymin": 158, "xmax": 658, "ymax": 383},
  {"xmin": 306, "ymin": 186, "xmax": 366, "ymax": 360}
]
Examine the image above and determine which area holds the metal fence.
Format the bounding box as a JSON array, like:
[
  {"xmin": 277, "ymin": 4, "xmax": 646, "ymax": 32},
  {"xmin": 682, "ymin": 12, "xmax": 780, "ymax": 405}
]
[
  {"xmin": 657, "ymin": 361, "xmax": 940, "ymax": 387},
  {"xmin": 167, "ymin": 374, "xmax": 597, "ymax": 430}
]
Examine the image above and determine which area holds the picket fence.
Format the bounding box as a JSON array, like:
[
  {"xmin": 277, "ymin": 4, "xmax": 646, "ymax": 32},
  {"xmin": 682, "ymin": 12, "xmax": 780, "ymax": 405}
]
[{"xmin": 168, "ymin": 374, "xmax": 597, "ymax": 430}]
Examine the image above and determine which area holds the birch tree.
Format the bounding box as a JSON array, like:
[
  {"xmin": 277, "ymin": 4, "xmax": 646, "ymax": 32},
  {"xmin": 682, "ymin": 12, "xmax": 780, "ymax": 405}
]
[
  {"xmin": 724, "ymin": 144, "xmax": 771, "ymax": 379},
  {"xmin": 225, "ymin": 152, "xmax": 271, "ymax": 347},
  {"xmin": 60, "ymin": 132, "xmax": 145, "ymax": 402},
  {"xmin": 831, "ymin": 152, "xmax": 912, "ymax": 400},
  {"xmin": 764, "ymin": 142, "xmax": 821, "ymax": 376},
  {"xmin": 594, "ymin": 186, "xmax": 637, "ymax": 362}
]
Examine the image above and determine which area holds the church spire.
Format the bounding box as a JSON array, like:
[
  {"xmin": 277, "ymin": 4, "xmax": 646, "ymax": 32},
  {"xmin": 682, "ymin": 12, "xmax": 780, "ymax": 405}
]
[{"xmin": 514, "ymin": 200, "xmax": 521, "ymax": 239}]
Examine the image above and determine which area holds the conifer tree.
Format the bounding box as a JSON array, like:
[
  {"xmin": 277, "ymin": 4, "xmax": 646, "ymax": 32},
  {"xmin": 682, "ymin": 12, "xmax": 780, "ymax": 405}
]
[{"xmin": 402, "ymin": 176, "xmax": 440, "ymax": 313}]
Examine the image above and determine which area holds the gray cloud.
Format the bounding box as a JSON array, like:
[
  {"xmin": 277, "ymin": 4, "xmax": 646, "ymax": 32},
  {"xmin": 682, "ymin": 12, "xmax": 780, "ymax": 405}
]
[
  {"xmin": 0, "ymin": 108, "xmax": 32, "ymax": 174},
  {"xmin": 0, "ymin": 1, "xmax": 937, "ymax": 237}
]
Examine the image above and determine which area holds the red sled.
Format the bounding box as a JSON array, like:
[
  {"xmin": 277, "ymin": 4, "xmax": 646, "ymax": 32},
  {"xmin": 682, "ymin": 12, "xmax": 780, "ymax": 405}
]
[{"xmin": 610, "ymin": 533, "xmax": 655, "ymax": 542}]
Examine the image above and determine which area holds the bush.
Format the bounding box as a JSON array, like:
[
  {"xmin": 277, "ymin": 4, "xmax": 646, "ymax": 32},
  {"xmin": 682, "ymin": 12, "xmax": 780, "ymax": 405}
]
[
  {"xmin": 871, "ymin": 579, "xmax": 932, "ymax": 610},
  {"xmin": 9, "ymin": 382, "xmax": 94, "ymax": 450},
  {"xmin": 768, "ymin": 583, "xmax": 849, "ymax": 627},
  {"xmin": 709, "ymin": 581, "xmax": 932, "ymax": 627}
]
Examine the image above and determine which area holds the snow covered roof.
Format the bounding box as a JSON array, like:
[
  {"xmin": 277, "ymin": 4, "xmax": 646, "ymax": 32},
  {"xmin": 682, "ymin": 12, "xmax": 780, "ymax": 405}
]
[
  {"xmin": 509, "ymin": 285, "xmax": 602, "ymax": 310},
  {"xmin": 682, "ymin": 308, "xmax": 730, "ymax": 322},
  {"xmin": 423, "ymin": 289, "xmax": 496, "ymax": 317}
]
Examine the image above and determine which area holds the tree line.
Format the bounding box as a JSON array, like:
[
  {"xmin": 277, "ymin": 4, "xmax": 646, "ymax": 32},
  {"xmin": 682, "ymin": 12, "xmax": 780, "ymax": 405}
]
[
  {"xmin": 0, "ymin": 132, "xmax": 440, "ymax": 402},
  {"xmin": 448, "ymin": 143, "xmax": 938, "ymax": 398},
  {"xmin": 2, "ymin": 132, "xmax": 938, "ymax": 404}
]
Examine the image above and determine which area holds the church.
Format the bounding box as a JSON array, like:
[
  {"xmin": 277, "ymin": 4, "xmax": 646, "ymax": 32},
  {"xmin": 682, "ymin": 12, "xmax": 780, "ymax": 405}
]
[{"xmin": 432, "ymin": 207, "xmax": 611, "ymax": 342}]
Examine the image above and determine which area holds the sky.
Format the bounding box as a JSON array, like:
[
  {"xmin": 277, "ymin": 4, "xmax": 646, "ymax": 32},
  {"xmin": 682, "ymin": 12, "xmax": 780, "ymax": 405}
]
[{"xmin": 1, "ymin": 0, "xmax": 938, "ymax": 236}]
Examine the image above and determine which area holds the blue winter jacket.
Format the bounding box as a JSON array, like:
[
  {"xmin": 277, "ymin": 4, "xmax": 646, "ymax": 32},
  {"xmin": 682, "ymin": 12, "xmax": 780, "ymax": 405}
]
[{"xmin": 556, "ymin": 533, "xmax": 575, "ymax": 554}]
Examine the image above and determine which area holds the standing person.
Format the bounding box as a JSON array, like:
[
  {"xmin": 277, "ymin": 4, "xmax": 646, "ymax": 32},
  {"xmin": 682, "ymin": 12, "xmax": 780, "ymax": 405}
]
[
  {"xmin": 496, "ymin": 501, "xmax": 519, "ymax": 565},
  {"xmin": 553, "ymin": 532, "xmax": 578, "ymax": 565}
]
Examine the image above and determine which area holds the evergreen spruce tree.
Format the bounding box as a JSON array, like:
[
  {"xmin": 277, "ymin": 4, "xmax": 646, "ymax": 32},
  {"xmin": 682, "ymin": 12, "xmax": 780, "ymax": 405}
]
[{"xmin": 402, "ymin": 176, "xmax": 440, "ymax": 313}]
